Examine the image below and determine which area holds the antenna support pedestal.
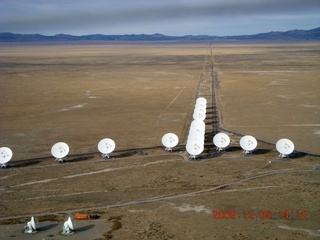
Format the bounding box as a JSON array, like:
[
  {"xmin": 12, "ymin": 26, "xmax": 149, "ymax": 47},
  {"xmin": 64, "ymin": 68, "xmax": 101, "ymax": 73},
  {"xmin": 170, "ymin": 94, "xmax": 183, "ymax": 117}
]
[
  {"xmin": 279, "ymin": 154, "xmax": 289, "ymax": 159},
  {"xmin": 216, "ymin": 147, "xmax": 225, "ymax": 153},
  {"xmin": 243, "ymin": 150, "xmax": 252, "ymax": 155},
  {"xmin": 62, "ymin": 217, "xmax": 75, "ymax": 235},
  {"xmin": 62, "ymin": 226, "xmax": 74, "ymax": 235},
  {"xmin": 24, "ymin": 223, "xmax": 36, "ymax": 234},
  {"xmin": 24, "ymin": 217, "xmax": 36, "ymax": 234},
  {"xmin": 55, "ymin": 158, "xmax": 64, "ymax": 163},
  {"xmin": 165, "ymin": 147, "xmax": 173, "ymax": 152}
]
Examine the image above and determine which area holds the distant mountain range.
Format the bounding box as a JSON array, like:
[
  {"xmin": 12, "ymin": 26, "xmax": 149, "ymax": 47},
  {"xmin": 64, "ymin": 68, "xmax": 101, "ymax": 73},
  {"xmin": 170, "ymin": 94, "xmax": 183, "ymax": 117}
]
[{"xmin": 0, "ymin": 27, "xmax": 319, "ymax": 42}]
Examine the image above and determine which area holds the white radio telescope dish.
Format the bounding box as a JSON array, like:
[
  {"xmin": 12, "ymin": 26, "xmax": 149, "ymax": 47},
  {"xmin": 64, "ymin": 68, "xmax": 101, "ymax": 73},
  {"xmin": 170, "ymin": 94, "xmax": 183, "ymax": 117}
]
[
  {"xmin": 276, "ymin": 138, "xmax": 294, "ymax": 158},
  {"xmin": 194, "ymin": 104, "xmax": 206, "ymax": 112},
  {"xmin": 196, "ymin": 97, "xmax": 207, "ymax": 105},
  {"xmin": 162, "ymin": 133, "xmax": 179, "ymax": 151},
  {"xmin": 188, "ymin": 131, "xmax": 205, "ymax": 142},
  {"xmin": 0, "ymin": 147, "xmax": 13, "ymax": 168},
  {"xmin": 191, "ymin": 119, "xmax": 205, "ymax": 129},
  {"xmin": 24, "ymin": 216, "xmax": 37, "ymax": 234},
  {"xmin": 213, "ymin": 133, "xmax": 230, "ymax": 152},
  {"xmin": 195, "ymin": 103, "xmax": 206, "ymax": 109},
  {"xmin": 188, "ymin": 130, "xmax": 205, "ymax": 140},
  {"xmin": 193, "ymin": 111, "xmax": 206, "ymax": 121},
  {"xmin": 186, "ymin": 140, "xmax": 204, "ymax": 159},
  {"xmin": 62, "ymin": 217, "xmax": 74, "ymax": 235},
  {"xmin": 51, "ymin": 142, "xmax": 69, "ymax": 162},
  {"xmin": 240, "ymin": 135, "xmax": 257, "ymax": 154},
  {"xmin": 98, "ymin": 138, "xmax": 116, "ymax": 158}
]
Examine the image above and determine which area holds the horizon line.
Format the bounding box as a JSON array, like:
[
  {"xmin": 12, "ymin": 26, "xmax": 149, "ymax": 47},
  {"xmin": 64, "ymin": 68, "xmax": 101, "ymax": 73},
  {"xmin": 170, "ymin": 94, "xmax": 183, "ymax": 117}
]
[{"xmin": 1, "ymin": 26, "xmax": 319, "ymax": 38}]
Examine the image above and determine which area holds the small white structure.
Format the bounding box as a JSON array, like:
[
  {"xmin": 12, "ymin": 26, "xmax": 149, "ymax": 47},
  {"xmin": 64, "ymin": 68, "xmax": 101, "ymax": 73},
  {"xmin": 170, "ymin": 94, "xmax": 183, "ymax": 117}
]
[
  {"xmin": 24, "ymin": 216, "xmax": 36, "ymax": 234},
  {"xmin": 62, "ymin": 217, "xmax": 74, "ymax": 235}
]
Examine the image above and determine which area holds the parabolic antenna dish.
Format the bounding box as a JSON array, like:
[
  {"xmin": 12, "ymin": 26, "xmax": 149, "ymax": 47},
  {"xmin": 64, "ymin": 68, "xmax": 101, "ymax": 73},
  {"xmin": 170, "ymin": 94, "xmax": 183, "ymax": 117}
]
[
  {"xmin": 196, "ymin": 101, "xmax": 206, "ymax": 107},
  {"xmin": 30, "ymin": 216, "xmax": 36, "ymax": 230},
  {"xmin": 190, "ymin": 123, "xmax": 205, "ymax": 131},
  {"xmin": 0, "ymin": 147, "xmax": 13, "ymax": 165},
  {"xmin": 98, "ymin": 138, "xmax": 116, "ymax": 154},
  {"xmin": 195, "ymin": 101, "xmax": 206, "ymax": 108},
  {"xmin": 62, "ymin": 217, "xmax": 74, "ymax": 235},
  {"xmin": 51, "ymin": 142, "xmax": 69, "ymax": 159},
  {"xmin": 276, "ymin": 138, "xmax": 294, "ymax": 156},
  {"xmin": 186, "ymin": 140, "xmax": 204, "ymax": 156},
  {"xmin": 193, "ymin": 111, "xmax": 206, "ymax": 121},
  {"xmin": 194, "ymin": 108, "xmax": 206, "ymax": 116},
  {"xmin": 162, "ymin": 133, "xmax": 179, "ymax": 149},
  {"xmin": 67, "ymin": 217, "xmax": 74, "ymax": 230},
  {"xmin": 194, "ymin": 106, "xmax": 206, "ymax": 113},
  {"xmin": 188, "ymin": 132, "xmax": 205, "ymax": 142},
  {"xmin": 240, "ymin": 135, "xmax": 257, "ymax": 151},
  {"xmin": 213, "ymin": 133, "xmax": 230, "ymax": 149},
  {"xmin": 189, "ymin": 126, "xmax": 205, "ymax": 136},
  {"xmin": 191, "ymin": 119, "xmax": 205, "ymax": 129},
  {"xmin": 24, "ymin": 216, "xmax": 37, "ymax": 233},
  {"xmin": 196, "ymin": 97, "xmax": 207, "ymax": 105}
]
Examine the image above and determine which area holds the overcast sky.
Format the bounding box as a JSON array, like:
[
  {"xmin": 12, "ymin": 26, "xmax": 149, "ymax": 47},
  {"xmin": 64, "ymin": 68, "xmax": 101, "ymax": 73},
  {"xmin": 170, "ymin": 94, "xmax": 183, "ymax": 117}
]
[{"xmin": 1, "ymin": 0, "xmax": 319, "ymax": 36}]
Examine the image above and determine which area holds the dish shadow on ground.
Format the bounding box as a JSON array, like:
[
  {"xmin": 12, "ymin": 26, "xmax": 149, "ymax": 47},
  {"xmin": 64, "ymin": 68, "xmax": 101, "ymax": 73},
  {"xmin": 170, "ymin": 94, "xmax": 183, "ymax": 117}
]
[
  {"xmin": 9, "ymin": 159, "xmax": 42, "ymax": 168},
  {"xmin": 75, "ymin": 224, "xmax": 96, "ymax": 232},
  {"xmin": 67, "ymin": 155, "xmax": 95, "ymax": 163},
  {"xmin": 37, "ymin": 223, "xmax": 59, "ymax": 231}
]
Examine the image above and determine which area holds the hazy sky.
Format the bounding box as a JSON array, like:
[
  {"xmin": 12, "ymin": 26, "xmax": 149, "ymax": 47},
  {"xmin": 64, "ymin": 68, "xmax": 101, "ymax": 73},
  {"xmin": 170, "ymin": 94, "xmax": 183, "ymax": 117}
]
[{"xmin": 1, "ymin": 0, "xmax": 319, "ymax": 36}]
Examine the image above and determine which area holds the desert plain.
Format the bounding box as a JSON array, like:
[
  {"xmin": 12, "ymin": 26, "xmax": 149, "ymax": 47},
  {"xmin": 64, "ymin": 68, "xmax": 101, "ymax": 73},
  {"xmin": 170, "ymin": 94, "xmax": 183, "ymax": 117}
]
[{"xmin": 0, "ymin": 41, "xmax": 319, "ymax": 239}]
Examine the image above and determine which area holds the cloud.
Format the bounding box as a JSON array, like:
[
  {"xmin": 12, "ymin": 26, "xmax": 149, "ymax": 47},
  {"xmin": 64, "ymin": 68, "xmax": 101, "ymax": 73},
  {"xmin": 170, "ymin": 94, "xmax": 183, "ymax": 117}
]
[{"xmin": 0, "ymin": 0, "xmax": 319, "ymax": 35}]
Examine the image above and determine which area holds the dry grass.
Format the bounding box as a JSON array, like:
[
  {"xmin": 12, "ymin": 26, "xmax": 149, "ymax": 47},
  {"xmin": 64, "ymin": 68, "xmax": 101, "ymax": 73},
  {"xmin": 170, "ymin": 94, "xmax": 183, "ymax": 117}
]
[
  {"xmin": 213, "ymin": 42, "xmax": 320, "ymax": 154},
  {"xmin": 0, "ymin": 43, "xmax": 205, "ymax": 159},
  {"xmin": 0, "ymin": 42, "xmax": 319, "ymax": 240}
]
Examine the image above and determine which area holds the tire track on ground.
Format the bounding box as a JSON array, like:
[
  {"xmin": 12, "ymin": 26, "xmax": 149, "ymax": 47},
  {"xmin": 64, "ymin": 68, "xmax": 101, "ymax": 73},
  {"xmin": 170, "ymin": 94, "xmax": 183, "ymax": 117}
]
[{"xmin": 0, "ymin": 163, "xmax": 317, "ymax": 221}]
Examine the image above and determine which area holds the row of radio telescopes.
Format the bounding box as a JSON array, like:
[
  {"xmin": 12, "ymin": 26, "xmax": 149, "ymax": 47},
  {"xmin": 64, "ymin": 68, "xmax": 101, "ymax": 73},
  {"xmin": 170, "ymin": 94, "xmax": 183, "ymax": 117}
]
[
  {"xmin": 0, "ymin": 97, "xmax": 295, "ymax": 167},
  {"xmin": 186, "ymin": 97, "xmax": 207, "ymax": 158},
  {"xmin": 163, "ymin": 98, "xmax": 295, "ymax": 158}
]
